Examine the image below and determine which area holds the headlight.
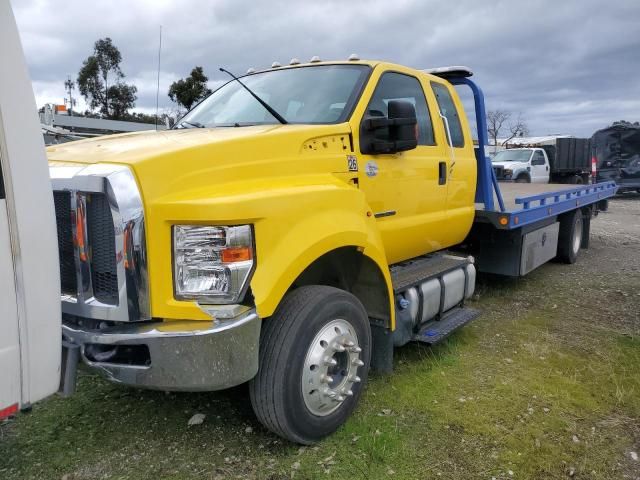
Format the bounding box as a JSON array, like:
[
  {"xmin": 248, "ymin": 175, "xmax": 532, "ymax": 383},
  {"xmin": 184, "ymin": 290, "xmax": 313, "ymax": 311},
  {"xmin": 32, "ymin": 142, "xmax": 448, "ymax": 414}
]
[
  {"xmin": 173, "ymin": 225, "xmax": 254, "ymax": 303},
  {"xmin": 504, "ymin": 169, "xmax": 513, "ymax": 176}
]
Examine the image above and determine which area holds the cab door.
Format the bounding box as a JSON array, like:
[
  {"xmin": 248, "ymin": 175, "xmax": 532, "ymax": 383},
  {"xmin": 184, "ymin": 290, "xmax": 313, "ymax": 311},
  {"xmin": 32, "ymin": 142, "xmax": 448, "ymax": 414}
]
[
  {"xmin": 429, "ymin": 80, "xmax": 477, "ymax": 245},
  {"xmin": 0, "ymin": 150, "xmax": 21, "ymax": 419},
  {"xmin": 355, "ymin": 69, "xmax": 450, "ymax": 264},
  {"xmin": 530, "ymin": 150, "xmax": 549, "ymax": 183}
]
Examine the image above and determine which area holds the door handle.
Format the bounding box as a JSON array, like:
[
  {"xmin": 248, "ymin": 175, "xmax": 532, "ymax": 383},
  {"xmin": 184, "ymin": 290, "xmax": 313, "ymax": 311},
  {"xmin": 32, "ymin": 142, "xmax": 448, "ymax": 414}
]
[{"xmin": 439, "ymin": 161, "xmax": 447, "ymax": 185}]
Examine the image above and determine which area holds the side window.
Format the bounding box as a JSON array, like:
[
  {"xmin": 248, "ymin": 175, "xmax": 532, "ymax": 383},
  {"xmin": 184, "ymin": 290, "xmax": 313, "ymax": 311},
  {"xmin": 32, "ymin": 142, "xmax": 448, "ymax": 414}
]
[
  {"xmin": 532, "ymin": 151, "xmax": 545, "ymax": 165},
  {"xmin": 431, "ymin": 82, "xmax": 464, "ymax": 148},
  {"xmin": 364, "ymin": 72, "xmax": 435, "ymax": 146}
]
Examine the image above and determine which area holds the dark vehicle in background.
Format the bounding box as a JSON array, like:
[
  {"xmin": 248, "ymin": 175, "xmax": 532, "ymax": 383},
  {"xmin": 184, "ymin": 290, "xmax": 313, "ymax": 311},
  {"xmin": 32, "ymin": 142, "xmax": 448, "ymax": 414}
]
[{"xmin": 592, "ymin": 123, "xmax": 640, "ymax": 193}]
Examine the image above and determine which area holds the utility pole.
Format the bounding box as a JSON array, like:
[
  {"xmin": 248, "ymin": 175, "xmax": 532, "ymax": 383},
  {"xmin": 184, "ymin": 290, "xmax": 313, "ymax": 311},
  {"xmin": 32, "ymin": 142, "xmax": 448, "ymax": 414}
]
[{"xmin": 64, "ymin": 76, "xmax": 76, "ymax": 115}]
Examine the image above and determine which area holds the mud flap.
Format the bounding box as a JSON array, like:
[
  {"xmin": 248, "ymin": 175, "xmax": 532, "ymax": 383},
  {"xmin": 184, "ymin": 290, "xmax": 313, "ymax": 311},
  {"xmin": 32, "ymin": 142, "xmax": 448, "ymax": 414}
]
[
  {"xmin": 58, "ymin": 339, "xmax": 80, "ymax": 397},
  {"xmin": 370, "ymin": 324, "xmax": 393, "ymax": 374}
]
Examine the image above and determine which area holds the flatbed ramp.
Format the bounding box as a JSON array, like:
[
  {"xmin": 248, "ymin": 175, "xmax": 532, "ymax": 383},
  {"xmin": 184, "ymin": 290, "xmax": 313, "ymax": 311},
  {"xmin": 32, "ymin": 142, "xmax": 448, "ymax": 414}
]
[
  {"xmin": 474, "ymin": 181, "xmax": 617, "ymax": 229},
  {"xmin": 486, "ymin": 183, "xmax": 584, "ymax": 211}
]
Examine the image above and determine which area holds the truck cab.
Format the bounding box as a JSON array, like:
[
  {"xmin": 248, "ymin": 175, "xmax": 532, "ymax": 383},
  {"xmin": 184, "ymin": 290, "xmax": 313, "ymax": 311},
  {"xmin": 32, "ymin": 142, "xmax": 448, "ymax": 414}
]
[
  {"xmin": 47, "ymin": 59, "xmax": 480, "ymax": 441},
  {"xmin": 0, "ymin": 1, "xmax": 61, "ymax": 421},
  {"xmin": 491, "ymin": 147, "xmax": 550, "ymax": 183}
]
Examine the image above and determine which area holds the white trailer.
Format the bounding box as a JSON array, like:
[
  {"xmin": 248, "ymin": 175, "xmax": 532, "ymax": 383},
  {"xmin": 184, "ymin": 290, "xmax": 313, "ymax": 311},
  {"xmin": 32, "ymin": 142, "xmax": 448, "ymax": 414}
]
[{"xmin": 0, "ymin": 0, "xmax": 61, "ymax": 420}]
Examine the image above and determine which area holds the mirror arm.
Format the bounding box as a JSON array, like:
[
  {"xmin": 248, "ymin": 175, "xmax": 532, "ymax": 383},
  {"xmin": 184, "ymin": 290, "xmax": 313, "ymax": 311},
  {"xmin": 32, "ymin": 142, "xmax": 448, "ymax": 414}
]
[
  {"xmin": 364, "ymin": 117, "xmax": 389, "ymax": 130},
  {"xmin": 372, "ymin": 139, "xmax": 417, "ymax": 153},
  {"xmin": 364, "ymin": 116, "xmax": 415, "ymax": 131}
]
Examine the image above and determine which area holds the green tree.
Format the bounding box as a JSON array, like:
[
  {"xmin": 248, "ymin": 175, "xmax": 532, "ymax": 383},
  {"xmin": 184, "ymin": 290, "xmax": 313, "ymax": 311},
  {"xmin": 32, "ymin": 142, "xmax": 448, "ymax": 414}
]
[
  {"xmin": 77, "ymin": 38, "xmax": 137, "ymax": 119},
  {"xmin": 127, "ymin": 112, "xmax": 159, "ymax": 125},
  {"xmin": 168, "ymin": 66, "xmax": 212, "ymax": 111},
  {"xmin": 107, "ymin": 83, "xmax": 137, "ymax": 120}
]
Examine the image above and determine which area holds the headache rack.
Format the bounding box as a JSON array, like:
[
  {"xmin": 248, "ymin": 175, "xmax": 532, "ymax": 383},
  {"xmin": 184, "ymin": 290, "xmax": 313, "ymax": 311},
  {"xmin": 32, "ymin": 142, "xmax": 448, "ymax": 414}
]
[{"xmin": 425, "ymin": 65, "xmax": 618, "ymax": 229}]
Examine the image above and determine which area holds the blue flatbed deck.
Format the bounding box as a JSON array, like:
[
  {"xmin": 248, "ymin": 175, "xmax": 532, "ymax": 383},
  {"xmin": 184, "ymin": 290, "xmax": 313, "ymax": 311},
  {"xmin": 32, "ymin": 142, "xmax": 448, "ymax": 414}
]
[{"xmin": 474, "ymin": 181, "xmax": 618, "ymax": 230}]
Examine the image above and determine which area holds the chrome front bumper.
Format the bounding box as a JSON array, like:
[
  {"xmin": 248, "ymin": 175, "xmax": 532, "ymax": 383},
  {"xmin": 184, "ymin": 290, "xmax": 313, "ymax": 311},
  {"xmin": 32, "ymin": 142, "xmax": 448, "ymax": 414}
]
[{"xmin": 62, "ymin": 310, "xmax": 261, "ymax": 391}]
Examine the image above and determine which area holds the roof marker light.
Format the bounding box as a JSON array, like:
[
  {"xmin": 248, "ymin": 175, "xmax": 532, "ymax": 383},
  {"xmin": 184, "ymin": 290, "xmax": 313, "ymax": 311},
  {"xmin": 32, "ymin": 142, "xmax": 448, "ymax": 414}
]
[
  {"xmin": 348, "ymin": 53, "xmax": 360, "ymax": 61},
  {"xmin": 290, "ymin": 58, "xmax": 300, "ymax": 65},
  {"xmin": 423, "ymin": 66, "xmax": 474, "ymax": 78},
  {"xmin": 271, "ymin": 61, "xmax": 281, "ymax": 68},
  {"xmin": 246, "ymin": 67, "xmax": 256, "ymax": 74},
  {"xmin": 309, "ymin": 56, "xmax": 321, "ymax": 63}
]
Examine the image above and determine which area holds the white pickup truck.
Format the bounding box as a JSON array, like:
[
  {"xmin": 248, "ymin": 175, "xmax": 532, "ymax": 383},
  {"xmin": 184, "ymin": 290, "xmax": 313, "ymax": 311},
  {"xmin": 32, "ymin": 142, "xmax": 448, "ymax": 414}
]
[
  {"xmin": 492, "ymin": 139, "xmax": 593, "ymax": 184},
  {"xmin": 492, "ymin": 148, "xmax": 551, "ymax": 183},
  {"xmin": 0, "ymin": 0, "xmax": 61, "ymax": 421}
]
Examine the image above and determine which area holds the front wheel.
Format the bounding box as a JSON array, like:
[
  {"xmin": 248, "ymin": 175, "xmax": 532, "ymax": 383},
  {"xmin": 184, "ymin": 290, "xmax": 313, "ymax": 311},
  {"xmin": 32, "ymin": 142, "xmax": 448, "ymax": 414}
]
[
  {"xmin": 515, "ymin": 175, "xmax": 530, "ymax": 183},
  {"xmin": 249, "ymin": 285, "xmax": 371, "ymax": 444}
]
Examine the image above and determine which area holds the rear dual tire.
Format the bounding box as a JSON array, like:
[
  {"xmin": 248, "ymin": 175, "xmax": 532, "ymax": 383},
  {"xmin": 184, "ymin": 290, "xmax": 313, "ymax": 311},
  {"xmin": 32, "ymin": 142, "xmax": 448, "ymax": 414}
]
[
  {"xmin": 249, "ymin": 285, "xmax": 371, "ymax": 444},
  {"xmin": 556, "ymin": 210, "xmax": 583, "ymax": 264}
]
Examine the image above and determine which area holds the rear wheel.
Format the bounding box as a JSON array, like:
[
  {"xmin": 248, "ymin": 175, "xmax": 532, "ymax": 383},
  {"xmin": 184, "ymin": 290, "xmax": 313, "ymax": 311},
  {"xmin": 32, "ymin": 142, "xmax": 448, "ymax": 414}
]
[
  {"xmin": 249, "ymin": 285, "xmax": 371, "ymax": 444},
  {"xmin": 566, "ymin": 175, "xmax": 580, "ymax": 184},
  {"xmin": 556, "ymin": 210, "xmax": 583, "ymax": 264}
]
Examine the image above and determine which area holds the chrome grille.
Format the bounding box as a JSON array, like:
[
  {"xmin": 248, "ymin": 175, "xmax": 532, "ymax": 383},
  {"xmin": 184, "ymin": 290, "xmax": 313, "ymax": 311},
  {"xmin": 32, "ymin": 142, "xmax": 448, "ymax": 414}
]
[
  {"xmin": 53, "ymin": 191, "xmax": 119, "ymax": 305},
  {"xmin": 86, "ymin": 193, "xmax": 118, "ymax": 305},
  {"xmin": 50, "ymin": 163, "xmax": 149, "ymax": 322},
  {"xmin": 53, "ymin": 191, "xmax": 77, "ymax": 295}
]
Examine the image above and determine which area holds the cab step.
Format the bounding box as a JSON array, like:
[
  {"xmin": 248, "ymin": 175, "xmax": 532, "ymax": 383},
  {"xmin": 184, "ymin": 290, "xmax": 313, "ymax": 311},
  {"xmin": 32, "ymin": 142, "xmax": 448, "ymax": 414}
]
[
  {"xmin": 413, "ymin": 307, "xmax": 480, "ymax": 345},
  {"xmin": 391, "ymin": 254, "xmax": 471, "ymax": 293}
]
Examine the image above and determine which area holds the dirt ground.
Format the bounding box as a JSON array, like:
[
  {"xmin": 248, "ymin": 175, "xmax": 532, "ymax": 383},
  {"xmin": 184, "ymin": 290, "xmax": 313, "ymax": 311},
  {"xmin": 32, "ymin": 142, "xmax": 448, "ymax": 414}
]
[
  {"xmin": 568, "ymin": 192, "xmax": 640, "ymax": 336},
  {"xmin": 1, "ymin": 194, "xmax": 639, "ymax": 480}
]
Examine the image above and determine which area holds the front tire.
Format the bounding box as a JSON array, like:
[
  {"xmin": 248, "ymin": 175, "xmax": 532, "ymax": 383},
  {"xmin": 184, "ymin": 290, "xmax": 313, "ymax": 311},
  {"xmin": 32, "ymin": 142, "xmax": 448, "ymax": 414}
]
[
  {"xmin": 515, "ymin": 174, "xmax": 530, "ymax": 183},
  {"xmin": 249, "ymin": 285, "xmax": 371, "ymax": 444}
]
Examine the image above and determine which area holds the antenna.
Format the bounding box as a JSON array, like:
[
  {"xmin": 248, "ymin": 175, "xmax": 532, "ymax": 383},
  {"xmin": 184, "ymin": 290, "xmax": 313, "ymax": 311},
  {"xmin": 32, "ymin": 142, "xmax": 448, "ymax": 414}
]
[{"xmin": 155, "ymin": 25, "xmax": 162, "ymax": 130}]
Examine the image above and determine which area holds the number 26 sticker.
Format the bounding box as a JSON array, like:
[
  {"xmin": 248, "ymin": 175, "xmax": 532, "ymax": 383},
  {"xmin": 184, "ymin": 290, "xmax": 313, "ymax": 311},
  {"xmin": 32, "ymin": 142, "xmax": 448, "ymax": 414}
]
[{"xmin": 347, "ymin": 155, "xmax": 358, "ymax": 172}]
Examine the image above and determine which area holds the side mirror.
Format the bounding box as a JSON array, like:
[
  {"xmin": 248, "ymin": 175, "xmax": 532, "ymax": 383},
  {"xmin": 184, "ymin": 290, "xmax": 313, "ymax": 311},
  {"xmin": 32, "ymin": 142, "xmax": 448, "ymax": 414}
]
[{"xmin": 360, "ymin": 100, "xmax": 418, "ymax": 154}]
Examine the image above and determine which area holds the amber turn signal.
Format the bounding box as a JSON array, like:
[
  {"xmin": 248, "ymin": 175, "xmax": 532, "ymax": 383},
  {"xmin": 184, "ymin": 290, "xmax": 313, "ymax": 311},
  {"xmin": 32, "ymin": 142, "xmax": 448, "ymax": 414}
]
[{"xmin": 221, "ymin": 247, "xmax": 253, "ymax": 263}]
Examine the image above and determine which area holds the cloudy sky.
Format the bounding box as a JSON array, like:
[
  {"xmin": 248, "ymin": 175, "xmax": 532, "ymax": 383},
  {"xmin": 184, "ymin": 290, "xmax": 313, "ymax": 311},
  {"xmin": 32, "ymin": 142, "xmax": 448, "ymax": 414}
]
[{"xmin": 11, "ymin": 0, "xmax": 640, "ymax": 137}]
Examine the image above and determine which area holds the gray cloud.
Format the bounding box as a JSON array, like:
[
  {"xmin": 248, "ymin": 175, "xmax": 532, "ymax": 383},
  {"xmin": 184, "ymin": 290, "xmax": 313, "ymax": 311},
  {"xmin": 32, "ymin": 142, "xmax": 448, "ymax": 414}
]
[{"xmin": 12, "ymin": 0, "xmax": 640, "ymax": 136}]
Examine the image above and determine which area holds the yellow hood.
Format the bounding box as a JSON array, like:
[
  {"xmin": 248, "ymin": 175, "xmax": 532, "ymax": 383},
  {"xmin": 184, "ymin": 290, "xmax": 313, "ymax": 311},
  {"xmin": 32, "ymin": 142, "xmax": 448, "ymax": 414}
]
[{"xmin": 48, "ymin": 123, "xmax": 353, "ymax": 202}]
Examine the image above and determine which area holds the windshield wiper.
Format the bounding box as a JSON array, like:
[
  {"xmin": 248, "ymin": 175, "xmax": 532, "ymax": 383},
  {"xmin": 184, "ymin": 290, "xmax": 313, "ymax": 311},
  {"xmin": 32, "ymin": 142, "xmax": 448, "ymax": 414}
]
[
  {"xmin": 219, "ymin": 67, "xmax": 288, "ymax": 125},
  {"xmin": 177, "ymin": 120, "xmax": 205, "ymax": 129}
]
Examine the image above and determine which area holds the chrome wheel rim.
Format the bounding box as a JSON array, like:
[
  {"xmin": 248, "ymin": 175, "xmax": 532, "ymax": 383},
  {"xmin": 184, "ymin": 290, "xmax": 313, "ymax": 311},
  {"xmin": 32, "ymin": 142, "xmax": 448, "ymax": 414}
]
[
  {"xmin": 302, "ymin": 318, "xmax": 363, "ymax": 416},
  {"xmin": 573, "ymin": 215, "xmax": 583, "ymax": 255}
]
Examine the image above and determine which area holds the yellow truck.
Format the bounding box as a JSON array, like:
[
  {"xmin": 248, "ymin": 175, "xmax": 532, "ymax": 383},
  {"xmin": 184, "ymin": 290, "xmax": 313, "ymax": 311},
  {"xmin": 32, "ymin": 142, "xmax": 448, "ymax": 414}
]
[{"xmin": 50, "ymin": 58, "xmax": 616, "ymax": 444}]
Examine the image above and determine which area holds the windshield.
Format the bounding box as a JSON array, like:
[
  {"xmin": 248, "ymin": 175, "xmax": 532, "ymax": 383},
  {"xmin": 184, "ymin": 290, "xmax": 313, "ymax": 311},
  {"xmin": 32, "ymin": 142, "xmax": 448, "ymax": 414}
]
[
  {"xmin": 178, "ymin": 64, "xmax": 371, "ymax": 127},
  {"xmin": 492, "ymin": 149, "xmax": 533, "ymax": 162}
]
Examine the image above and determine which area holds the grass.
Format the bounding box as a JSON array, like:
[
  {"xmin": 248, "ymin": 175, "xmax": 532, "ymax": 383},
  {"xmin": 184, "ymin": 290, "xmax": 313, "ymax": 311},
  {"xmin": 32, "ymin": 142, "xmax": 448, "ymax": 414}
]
[{"xmin": 1, "ymin": 232, "xmax": 639, "ymax": 479}]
